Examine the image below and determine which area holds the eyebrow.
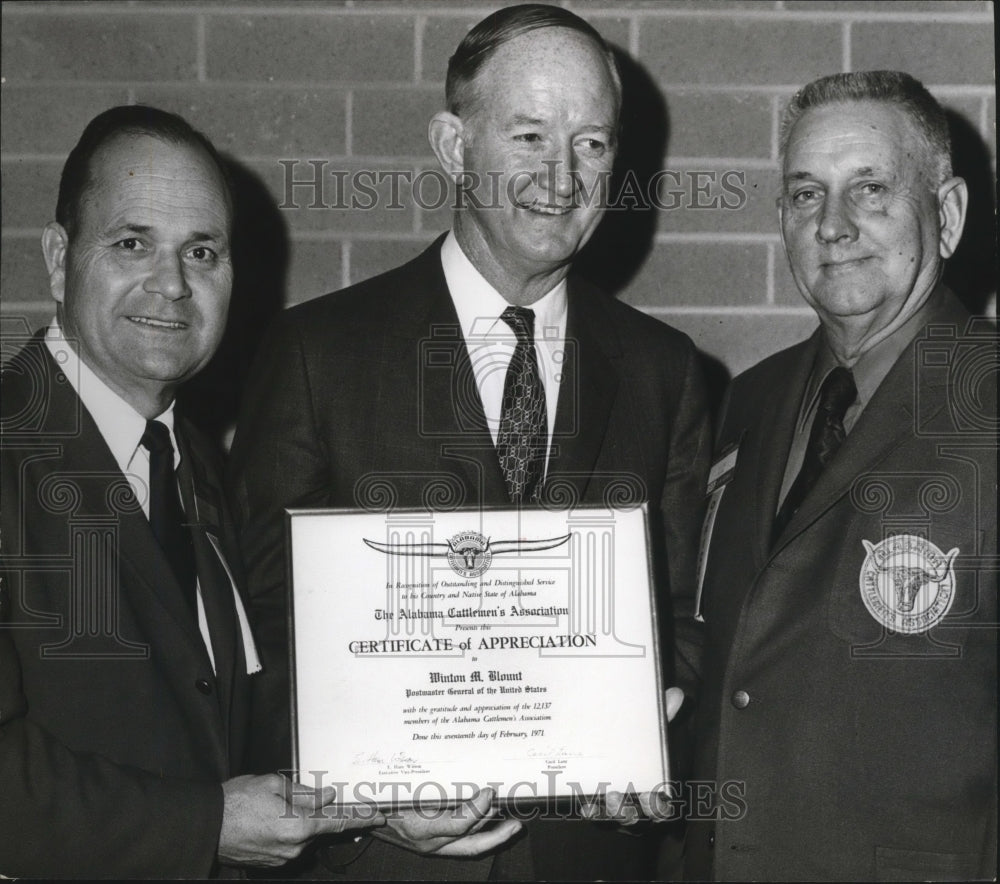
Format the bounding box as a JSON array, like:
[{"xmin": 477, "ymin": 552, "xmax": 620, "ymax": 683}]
[
  {"xmin": 508, "ymin": 115, "xmax": 614, "ymax": 132},
  {"xmin": 509, "ymin": 115, "xmax": 547, "ymax": 127},
  {"xmin": 785, "ymin": 165, "xmax": 885, "ymax": 181},
  {"xmin": 109, "ymin": 223, "xmax": 225, "ymax": 241}
]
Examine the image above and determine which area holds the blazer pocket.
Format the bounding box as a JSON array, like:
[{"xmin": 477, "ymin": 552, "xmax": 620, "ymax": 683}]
[
  {"xmin": 875, "ymin": 844, "xmax": 982, "ymax": 881},
  {"xmin": 827, "ymin": 519, "xmax": 981, "ymax": 654}
]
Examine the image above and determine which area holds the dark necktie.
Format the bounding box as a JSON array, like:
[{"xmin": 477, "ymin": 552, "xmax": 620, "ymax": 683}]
[
  {"xmin": 772, "ymin": 366, "xmax": 857, "ymax": 545},
  {"xmin": 141, "ymin": 420, "xmax": 198, "ymax": 616},
  {"xmin": 496, "ymin": 306, "xmax": 548, "ymax": 503}
]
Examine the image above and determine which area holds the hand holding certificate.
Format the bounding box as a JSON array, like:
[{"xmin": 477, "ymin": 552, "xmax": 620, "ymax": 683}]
[{"xmin": 287, "ymin": 505, "xmax": 669, "ymax": 810}]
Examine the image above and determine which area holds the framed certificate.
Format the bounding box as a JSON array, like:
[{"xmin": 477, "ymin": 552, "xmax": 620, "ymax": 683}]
[{"xmin": 287, "ymin": 504, "xmax": 669, "ymax": 808}]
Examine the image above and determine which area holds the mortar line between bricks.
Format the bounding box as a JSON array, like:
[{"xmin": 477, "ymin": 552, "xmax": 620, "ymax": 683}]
[
  {"xmin": 0, "ymin": 302, "xmax": 52, "ymax": 312},
  {"xmin": 196, "ymin": 14, "xmax": 207, "ymax": 83},
  {"xmin": 235, "ymin": 232, "xmax": 786, "ymax": 244},
  {"xmin": 264, "ymin": 154, "xmax": 781, "ymax": 166},
  {"xmin": 765, "ymin": 242, "xmax": 775, "ymax": 306},
  {"xmin": 279, "ymin": 232, "xmax": 787, "ymax": 244},
  {"xmin": 4, "ymin": 81, "xmax": 992, "ymax": 96},
  {"xmin": 413, "ymin": 14, "xmax": 424, "ymax": 83},
  {"xmin": 770, "ymin": 94, "xmax": 781, "ymax": 163},
  {"xmin": 0, "ymin": 143, "xmax": 979, "ymax": 168},
  {"xmin": 606, "ymin": 9, "xmax": 992, "ymax": 22},
  {"xmin": 341, "ymin": 241, "xmax": 351, "ymax": 291},
  {"xmin": 64, "ymin": 153, "xmax": 782, "ymax": 166},
  {"xmin": 643, "ymin": 305, "xmax": 816, "ymax": 316},
  {"xmin": 654, "ymin": 233, "xmax": 782, "ymax": 244},
  {"xmin": 3, "ymin": 5, "xmax": 991, "ymax": 22},
  {"xmin": 2, "ymin": 228, "xmax": 47, "ymax": 238},
  {"xmin": 0, "ymin": 232, "xmax": 784, "ymax": 246},
  {"xmin": 345, "ymin": 90, "xmax": 354, "ymax": 157}
]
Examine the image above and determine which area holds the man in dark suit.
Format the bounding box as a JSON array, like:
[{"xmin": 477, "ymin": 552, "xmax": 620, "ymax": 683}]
[
  {"xmin": 229, "ymin": 4, "xmax": 710, "ymax": 880},
  {"xmin": 0, "ymin": 105, "xmax": 393, "ymax": 877},
  {"xmin": 684, "ymin": 71, "xmax": 997, "ymax": 881}
]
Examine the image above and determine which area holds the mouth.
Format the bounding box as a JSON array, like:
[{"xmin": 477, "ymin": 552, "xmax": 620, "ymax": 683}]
[
  {"xmin": 127, "ymin": 316, "xmax": 188, "ymax": 330},
  {"xmin": 821, "ymin": 257, "xmax": 872, "ymax": 271},
  {"xmin": 516, "ymin": 201, "xmax": 574, "ymax": 217}
]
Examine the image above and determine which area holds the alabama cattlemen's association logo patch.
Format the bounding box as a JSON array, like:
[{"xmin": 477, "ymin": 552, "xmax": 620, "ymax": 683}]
[
  {"xmin": 858, "ymin": 535, "xmax": 959, "ymax": 634},
  {"xmin": 364, "ymin": 530, "xmax": 571, "ymax": 578}
]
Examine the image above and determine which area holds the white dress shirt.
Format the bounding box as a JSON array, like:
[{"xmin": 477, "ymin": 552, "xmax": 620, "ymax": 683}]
[
  {"xmin": 440, "ymin": 231, "xmax": 568, "ymax": 475},
  {"xmin": 45, "ymin": 320, "xmax": 260, "ymax": 674}
]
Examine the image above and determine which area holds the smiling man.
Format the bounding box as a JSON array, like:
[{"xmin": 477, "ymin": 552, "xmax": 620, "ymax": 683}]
[
  {"xmin": 684, "ymin": 71, "xmax": 997, "ymax": 880},
  {"xmin": 229, "ymin": 4, "xmax": 710, "ymax": 880},
  {"xmin": 0, "ymin": 105, "xmax": 394, "ymax": 877}
]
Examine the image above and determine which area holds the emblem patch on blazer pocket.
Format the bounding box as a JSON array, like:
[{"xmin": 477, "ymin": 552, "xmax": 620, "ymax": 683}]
[{"xmin": 859, "ymin": 535, "xmax": 959, "ymax": 634}]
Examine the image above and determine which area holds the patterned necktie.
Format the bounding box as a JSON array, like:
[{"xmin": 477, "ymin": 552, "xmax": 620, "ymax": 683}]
[
  {"xmin": 496, "ymin": 306, "xmax": 548, "ymax": 503},
  {"xmin": 772, "ymin": 366, "xmax": 857, "ymax": 545},
  {"xmin": 141, "ymin": 420, "xmax": 198, "ymax": 615}
]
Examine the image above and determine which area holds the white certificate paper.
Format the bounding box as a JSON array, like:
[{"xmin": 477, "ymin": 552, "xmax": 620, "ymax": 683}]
[{"xmin": 287, "ymin": 504, "xmax": 668, "ymax": 808}]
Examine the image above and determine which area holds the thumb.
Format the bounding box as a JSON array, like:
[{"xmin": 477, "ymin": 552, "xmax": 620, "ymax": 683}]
[{"xmin": 289, "ymin": 782, "xmax": 338, "ymax": 809}]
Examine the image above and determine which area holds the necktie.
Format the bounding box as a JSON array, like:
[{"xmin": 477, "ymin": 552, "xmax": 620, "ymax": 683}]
[
  {"xmin": 496, "ymin": 306, "xmax": 548, "ymax": 503},
  {"xmin": 772, "ymin": 366, "xmax": 857, "ymax": 545},
  {"xmin": 141, "ymin": 420, "xmax": 198, "ymax": 616}
]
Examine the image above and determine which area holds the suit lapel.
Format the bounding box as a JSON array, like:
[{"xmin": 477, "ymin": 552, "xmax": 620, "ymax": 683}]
[
  {"xmin": 769, "ymin": 295, "xmax": 965, "ymax": 556},
  {"xmin": 547, "ymin": 282, "xmax": 618, "ymax": 502},
  {"xmin": 32, "ymin": 343, "xmax": 227, "ymax": 764},
  {"xmin": 749, "ymin": 335, "xmax": 818, "ymax": 564},
  {"xmin": 37, "ymin": 346, "xmax": 211, "ymax": 666},
  {"xmin": 389, "ymin": 241, "xmax": 509, "ymax": 504},
  {"xmin": 177, "ymin": 420, "xmax": 239, "ymax": 730}
]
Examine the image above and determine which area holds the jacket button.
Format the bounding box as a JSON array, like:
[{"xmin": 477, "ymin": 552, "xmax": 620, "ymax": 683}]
[
  {"xmin": 708, "ymin": 830, "xmax": 715, "ymax": 849},
  {"xmin": 195, "ymin": 678, "xmax": 213, "ymax": 695},
  {"xmin": 731, "ymin": 690, "xmax": 750, "ymax": 709}
]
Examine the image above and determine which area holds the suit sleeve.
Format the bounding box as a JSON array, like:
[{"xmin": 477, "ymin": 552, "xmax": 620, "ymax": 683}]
[
  {"xmin": 227, "ymin": 315, "xmax": 330, "ymax": 774},
  {"xmin": 660, "ymin": 339, "xmax": 712, "ymax": 699},
  {"xmin": 0, "ymin": 630, "xmax": 224, "ymax": 878}
]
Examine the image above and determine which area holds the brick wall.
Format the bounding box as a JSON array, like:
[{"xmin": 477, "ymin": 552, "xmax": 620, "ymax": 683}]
[{"xmin": 2, "ymin": 0, "xmax": 995, "ymax": 398}]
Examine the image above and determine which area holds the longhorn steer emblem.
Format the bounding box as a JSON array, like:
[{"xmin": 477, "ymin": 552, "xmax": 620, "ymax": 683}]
[
  {"xmin": 364, "ymin": 530, "xmax": 572, "ymax": 577},
  {"xmin": 858, "ymin": 535, "xmax": 959, "ymax": 634}
]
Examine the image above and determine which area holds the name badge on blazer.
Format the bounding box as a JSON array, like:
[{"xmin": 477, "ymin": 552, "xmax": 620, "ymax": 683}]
[{"xmin": 693, "ymin": 437, "xmax": 742, "ymax": 622}]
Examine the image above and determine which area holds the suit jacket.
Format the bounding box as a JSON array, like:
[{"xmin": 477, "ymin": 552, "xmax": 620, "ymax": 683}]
[
  {"xmin": 0, "ymin": 332, "xmax": 254, "ymax": 878},
  {"xmin": 228, "ymin": 237, "xmax": 712, "ymax": 880},
  {"xmin": 684, "ymin": 292, "xmax": 997, "ymax": 881}
]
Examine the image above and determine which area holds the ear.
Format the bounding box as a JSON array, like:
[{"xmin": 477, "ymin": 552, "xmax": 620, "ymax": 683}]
[
  {"xmin": 428, "ymin": 111, "xmax": 466, "ymax": 180},
  {"xmin": 936, "ymin": 176, "xmax": 968, "ymax": 260},
  {"xmin": 41, "ymin": 222, "xmax": 69, "ymax": 305}
]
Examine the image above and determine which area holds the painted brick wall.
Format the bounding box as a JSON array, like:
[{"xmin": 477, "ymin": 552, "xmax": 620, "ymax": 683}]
[{"xmin": 2, "ymin": 0, "xmax": 995, "ymax": 395}]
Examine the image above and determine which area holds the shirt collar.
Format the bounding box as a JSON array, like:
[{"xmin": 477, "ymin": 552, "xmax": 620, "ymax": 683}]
[
  {"xmin": 44, "ymin": 318, "xmax": 177, "ymax": 472},
  {"xmin": 799, "ymin": 293, "xmax": 941, "ymax": 431},
  {"xmin": 440, "ymin": 230, "xmax": 567, "ymax": 342}
]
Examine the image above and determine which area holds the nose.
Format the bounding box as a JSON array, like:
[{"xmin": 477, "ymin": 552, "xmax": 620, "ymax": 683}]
[
  {"xmin": 144, "ymin": 251, "xmax": 191, "ymax": 300},
  {"xmin": 540, "ymin": 142, "xmax": 576, "ymax": 201},
  {"xmin": 816, "ymin": 191, "xmax": 858, "ymax": 244}
]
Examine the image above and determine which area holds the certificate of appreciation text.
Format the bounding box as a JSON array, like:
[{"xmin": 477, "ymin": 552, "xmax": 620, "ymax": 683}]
[{"xmin": 287, "ymin": 504, "xmax": 668, "ymax": 808}]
